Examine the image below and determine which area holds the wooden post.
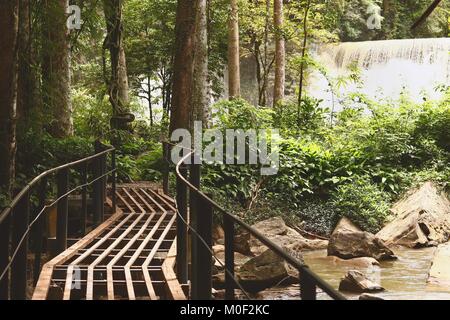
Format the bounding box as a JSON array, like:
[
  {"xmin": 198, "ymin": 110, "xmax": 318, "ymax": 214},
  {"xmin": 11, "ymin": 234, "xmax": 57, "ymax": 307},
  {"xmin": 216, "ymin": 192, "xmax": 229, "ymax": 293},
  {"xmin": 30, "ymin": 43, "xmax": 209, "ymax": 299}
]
[
  {"xmin": 224, "ymin": 214, "xmax": 235, "ymax": 300},
  {"xmin": 56, "ymin": 168, "xmax": 69, "ymax": 254},
  {"xmin": 11, "ymin": 191, "xmax": 30, "ymax": 300}
]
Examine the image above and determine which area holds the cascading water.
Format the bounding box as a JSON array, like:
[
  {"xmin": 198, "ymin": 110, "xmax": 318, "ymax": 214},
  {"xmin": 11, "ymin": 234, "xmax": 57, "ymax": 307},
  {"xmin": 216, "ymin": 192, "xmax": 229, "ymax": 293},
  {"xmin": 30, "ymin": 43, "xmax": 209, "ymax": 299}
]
[{"xmin": 309, "ymin": 38, "xmax": 450, "ymax": 110}]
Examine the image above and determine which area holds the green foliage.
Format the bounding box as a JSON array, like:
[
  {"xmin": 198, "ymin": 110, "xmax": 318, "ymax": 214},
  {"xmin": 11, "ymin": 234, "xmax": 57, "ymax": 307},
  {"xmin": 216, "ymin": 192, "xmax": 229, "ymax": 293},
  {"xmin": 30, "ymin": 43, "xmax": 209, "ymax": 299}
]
[{"xmin": 331, "ymin": 176, "xmax": 390, "ymax": 233}]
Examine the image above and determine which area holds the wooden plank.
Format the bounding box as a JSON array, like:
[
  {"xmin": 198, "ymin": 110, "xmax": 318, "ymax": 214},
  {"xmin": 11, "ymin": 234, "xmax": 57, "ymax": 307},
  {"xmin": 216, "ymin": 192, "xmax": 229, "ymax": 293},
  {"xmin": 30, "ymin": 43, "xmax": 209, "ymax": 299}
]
[
  {"xmin": 131, "ymin": 188, "xmax": 157, "ymax": 213},
  {"xmin": 140, "ymin": 189, "xmax": 168, "ymax": 213},
  {"xmin": 116, "ymin": 189, "xmax": 135, "ymax": 213},
  {"xmin": 86, "ymin": 212, "xmax": 145, "ymax": 300},
  {"xmin": 122, "ymin": 188, "xmax": 145, "ymax": 213},
  {"xmin": 162, "ymin": 240, "xmax": 186, "ymax": 300},
  {"xmin": 148, "ymin": 189, "xmax": 177, "ymax": 211},
  {"xmin": 124, "ymin": 211, "xmax": 168, "ymax": 300},
  {"xmin": 106, "ymin": 212, "xmax": 155, "ymax": 300},
  {"xmin": 32, "ymin": 199, "xmax": 123, "ymax": 300}
]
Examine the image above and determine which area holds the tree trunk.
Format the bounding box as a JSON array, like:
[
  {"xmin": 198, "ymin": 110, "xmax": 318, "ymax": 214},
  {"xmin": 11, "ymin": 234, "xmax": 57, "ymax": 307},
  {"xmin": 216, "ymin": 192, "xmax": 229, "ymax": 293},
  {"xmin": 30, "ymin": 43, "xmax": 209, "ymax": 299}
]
[
  {"xmin": 273, "ymin": 0, "xmax": 285, "ymax": 107},
  {"xmin": 0, "ymin": 0, "xmax": 19, "ymax": 195},
  {"xmin": 17, "ymin": 0, "xmax": 34, "ymax": 122},
  {"xmin": 297, "ymin": 0, "xmax": 311, "ymax": 125},
  {"xmin": 228, "ymin": 0, "xmax": 241, "ymax": 99},
  {"xmin": 42, "ymin": 0, "xmax": 73, "ymax": 138},
  {"xmin": 169, "ymin": 0, "xmax": 197, "ymax": 133},
  {"xmin": 103, "ymin": 0, "xmax": 131, "ymax": 130},
  {"xmin": 192, "ymin": 0, "xmax": 209, "ymax": 129}
]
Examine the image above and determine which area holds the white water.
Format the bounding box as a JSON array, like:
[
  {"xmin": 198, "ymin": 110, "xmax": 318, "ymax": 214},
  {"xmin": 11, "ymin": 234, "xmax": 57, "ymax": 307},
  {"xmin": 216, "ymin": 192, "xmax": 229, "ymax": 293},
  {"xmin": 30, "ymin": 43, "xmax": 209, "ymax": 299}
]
[{"xmin": 309, "ymin": 38, "xmax": 450, "ymax": 110}]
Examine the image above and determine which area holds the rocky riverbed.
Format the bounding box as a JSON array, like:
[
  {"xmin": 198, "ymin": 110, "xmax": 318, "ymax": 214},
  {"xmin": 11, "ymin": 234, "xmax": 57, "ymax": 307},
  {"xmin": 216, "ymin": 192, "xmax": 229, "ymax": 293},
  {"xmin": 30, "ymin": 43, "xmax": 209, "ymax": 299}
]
[{"xmin": 212, "ymin": 181, "xmax": 450, "ymax": 300}]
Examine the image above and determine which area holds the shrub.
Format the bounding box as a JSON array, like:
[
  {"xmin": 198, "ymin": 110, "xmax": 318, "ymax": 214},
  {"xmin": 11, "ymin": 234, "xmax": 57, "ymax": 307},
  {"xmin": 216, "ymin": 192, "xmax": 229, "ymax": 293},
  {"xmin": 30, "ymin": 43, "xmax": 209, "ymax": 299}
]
[{"xmin": 331, "ymin": 176, "xmax": 390, "ymax": 233}]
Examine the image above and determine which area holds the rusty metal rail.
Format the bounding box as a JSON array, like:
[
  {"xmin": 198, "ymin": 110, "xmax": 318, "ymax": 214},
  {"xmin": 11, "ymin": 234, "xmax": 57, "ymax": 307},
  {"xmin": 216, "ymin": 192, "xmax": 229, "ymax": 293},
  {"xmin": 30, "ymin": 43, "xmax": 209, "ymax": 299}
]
[
  {"xmin": 174, "ymin": 150, "xmax": 346, "ymax": 301},
  {"xmin": 0, "ymin": 142, "xmax": 116, "ymax": 300}
]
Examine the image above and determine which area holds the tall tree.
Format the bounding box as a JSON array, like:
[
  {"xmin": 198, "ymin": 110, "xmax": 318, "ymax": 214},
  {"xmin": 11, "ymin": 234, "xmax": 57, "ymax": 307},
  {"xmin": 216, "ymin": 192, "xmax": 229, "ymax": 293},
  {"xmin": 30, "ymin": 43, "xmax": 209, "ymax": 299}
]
[
  {"xmin": 192, "ymin": 0, "xmax": 210, "ymax": 129},
  {"xmin": 228, "ymin": 0, "xmax": 241, "ymax": 99},
  {"xmin": 273, "ymin": 0, "xmax": 285, "ymax": 106},
  {"xmin": 169, "ymin": 0, "xmax": 197, "ymax": 133},
  {"xmin": 103, "ymin": 0, "xmax": 131, "ymax": 130},
  {"xmin": 42, "ymin": 0, "xmax": 73, "ymax": 137},
  {"xmin": 17, "ymin": 0, "xmax": 35, "ymax": 122},
  {"xmin": 0, "ymin": 0, "xmax": 19, "ymax": 195},
  {"xmin": 297, "ymin": 0, "xmax": 311, "ymax": 125}
]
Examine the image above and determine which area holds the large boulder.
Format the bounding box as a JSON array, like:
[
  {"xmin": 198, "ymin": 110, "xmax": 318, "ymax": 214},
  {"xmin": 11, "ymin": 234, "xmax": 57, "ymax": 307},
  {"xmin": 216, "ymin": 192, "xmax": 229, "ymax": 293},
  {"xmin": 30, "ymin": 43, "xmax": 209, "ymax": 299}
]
[
  {"xmin": 339, "ymin": 270, "xmax": 384, "ymax": 293},
  {"xmin": 332, "ymin": 216, "xmax": 361, "ymax": 234},
  {"xmin": 238, "ymin": 245, "xmax": 304, "ymax": 292},
  {"xmin": 235, "ymin": 217, "xmax": 328, "ymax": 256},
  {"xmin": 328, "ymin": 222, "xmax": 396, "ymax": 261},
  {"xmin": 427, "ymin": 242, "xmax": 450, "ymax": 292},
  {"xmin": 376, "ymin": 182, "xmax": 450, "ymax": 248}
]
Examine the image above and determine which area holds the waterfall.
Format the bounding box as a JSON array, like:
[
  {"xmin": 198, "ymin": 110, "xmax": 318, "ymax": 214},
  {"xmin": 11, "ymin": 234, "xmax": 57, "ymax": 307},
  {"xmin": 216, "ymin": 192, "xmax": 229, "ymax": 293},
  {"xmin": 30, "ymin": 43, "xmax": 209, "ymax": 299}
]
[{"xmin": 309, "ymin": 38, "xmax": 450, "ymax": 109}]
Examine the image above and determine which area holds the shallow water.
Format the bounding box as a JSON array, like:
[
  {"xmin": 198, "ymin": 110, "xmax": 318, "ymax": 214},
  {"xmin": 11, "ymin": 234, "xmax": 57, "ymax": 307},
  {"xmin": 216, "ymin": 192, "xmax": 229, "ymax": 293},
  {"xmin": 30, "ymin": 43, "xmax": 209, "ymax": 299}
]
[{"xmin": 301, "ymin": 247, "xmax": 450, "ymax": 300}]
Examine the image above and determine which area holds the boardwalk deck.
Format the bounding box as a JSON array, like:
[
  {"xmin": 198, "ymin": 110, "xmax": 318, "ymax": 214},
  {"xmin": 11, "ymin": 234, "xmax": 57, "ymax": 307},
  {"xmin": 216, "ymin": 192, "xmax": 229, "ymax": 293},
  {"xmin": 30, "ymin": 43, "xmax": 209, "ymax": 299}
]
[{"xmin": 32, "ymin": 186, "xmax": 186, "ymax": 300}]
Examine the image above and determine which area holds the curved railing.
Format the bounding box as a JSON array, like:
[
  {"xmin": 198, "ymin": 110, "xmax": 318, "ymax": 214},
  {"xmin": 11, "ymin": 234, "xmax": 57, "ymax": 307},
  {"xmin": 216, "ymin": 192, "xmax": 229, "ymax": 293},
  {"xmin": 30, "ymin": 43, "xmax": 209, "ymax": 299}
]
[
  {"xmin": 0, "ymin": 142, "xmax": 117, "ymax": 300},
  {"xmin": 173, "ymin": 149, "xmax": 346, "ymax": 300}
]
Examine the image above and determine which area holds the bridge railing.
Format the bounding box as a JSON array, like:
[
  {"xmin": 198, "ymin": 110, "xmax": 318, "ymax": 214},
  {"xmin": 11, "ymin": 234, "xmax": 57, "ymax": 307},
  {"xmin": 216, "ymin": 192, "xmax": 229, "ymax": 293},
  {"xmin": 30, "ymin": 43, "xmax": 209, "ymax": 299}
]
[
  {"xmin": 172, "ymin": 148, "xmax": 346, "ymax": 301},
  {"xmin": 0, "ymin": 142, "xmax": 117, "ymax": 300}
]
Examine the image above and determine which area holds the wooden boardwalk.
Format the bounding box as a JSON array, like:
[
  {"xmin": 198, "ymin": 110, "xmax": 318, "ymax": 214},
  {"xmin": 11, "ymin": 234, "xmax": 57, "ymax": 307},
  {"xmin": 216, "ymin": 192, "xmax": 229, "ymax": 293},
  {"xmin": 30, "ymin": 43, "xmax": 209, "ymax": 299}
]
[{"xmin": 32, "ymin": 186, "xmax": 186, "ymax": 300}]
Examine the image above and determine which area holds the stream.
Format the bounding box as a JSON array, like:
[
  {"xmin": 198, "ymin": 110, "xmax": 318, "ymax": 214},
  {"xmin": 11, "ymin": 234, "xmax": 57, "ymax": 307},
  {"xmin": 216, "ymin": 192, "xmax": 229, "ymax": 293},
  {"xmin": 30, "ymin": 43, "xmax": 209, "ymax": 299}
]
[{"xmin": 259, "ymin": 247, "xmax": 450, "ymax": 300}]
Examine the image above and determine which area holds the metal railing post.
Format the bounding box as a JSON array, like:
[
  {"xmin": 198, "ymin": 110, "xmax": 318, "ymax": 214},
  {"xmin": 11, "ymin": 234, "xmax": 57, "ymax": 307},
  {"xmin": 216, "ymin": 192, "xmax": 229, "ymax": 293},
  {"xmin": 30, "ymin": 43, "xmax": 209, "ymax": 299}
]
[
  {"xmin": 33, "ymin": 177, "xmax": 47, "ymax": 285},
  {"xmin": 162, "ymin": 142, "xmax": 170, "ymax": 195},
  {"xmin": 176, "ymin": 165, "xmax": 188, "ymax": 284},
  {"xmin": 300, "ymin": 267, "xmax": 317, "ymax": 300},
  {"xmin": 81, "ymin": 163, "xmax": 88, "ymax": 236},
  {"xmin": 93, "ymin": 154, "xmax": 102, "ymax": 226},
  {"xmin": 111, "ymin": 150, "xmax": 117, "ymax": 214},
  {"xmin": 224, "ymin": 214, "xmax": 235, "ymax": 300},
  {"xmin": 11, "ymin": 191, "xmax": 30, "ymax": 300},
  {"xmin": 189, "ymin": 162, "xmax": 201, "ymax": 299},
  {"xmin": 101, "ymin": 153, "xmax": 106, "ymax": 221},
  {"xmin": 195, "ymin": 197, "xmax": 213, "ymax": 300},
  {"xmin": 0, "ymin": 215, "xmax": 11, "ymax": 300},
  {"xmin": 56, "ymin": 168, "xmax": 69, "ymax": 254}
]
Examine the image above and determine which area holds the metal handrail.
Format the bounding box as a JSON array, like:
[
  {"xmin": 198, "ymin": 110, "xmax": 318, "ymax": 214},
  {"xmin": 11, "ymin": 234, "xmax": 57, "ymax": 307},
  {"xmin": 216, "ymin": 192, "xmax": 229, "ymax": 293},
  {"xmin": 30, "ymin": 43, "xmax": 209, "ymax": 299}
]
[
  {"xmin": 0, "ymin": 143, "xmax": 117, "ymax": 300},
  {"xmin": 174, "ymin": 150, "xmax": 346, "ymax": 300},
  {"xmin": 0, "ymin": 147, "xmax": 114, "ymax": 225}
]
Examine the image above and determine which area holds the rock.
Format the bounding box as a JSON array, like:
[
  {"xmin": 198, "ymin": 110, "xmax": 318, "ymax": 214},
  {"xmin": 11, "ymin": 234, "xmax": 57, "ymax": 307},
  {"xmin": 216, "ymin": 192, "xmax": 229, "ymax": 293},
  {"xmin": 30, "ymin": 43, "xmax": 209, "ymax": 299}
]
[
  {"xmin": 236, "ymin": 217, "xmax": 328, "ymax": 256},
  {"xmin": 213, "ymin": 244, "xmax": 225, "ymax": 255},
  {"xmin": 328, "ymin": 229, "xmax": 396, "ymax": 261},
  {"xmin": 234, "ymin": 232, "xmax": 252, "ymax": 255},
  {"xmin": 332, "ymin": 217, "xmax": 361, "ymax": 234},
  {"xmin": 376, "ymin": 182, "xmax": 450, "ymax": 248},
  {"xmin": 214, "ymin": 251, "xmax": 251, "ymax": 269},
  {"xmin": 320, "ymin": 256, "xmax": 380, "ymax": 268},
  {"xmin": 238, "ymin": 245, "xmax": 304, "ymax": 292},
  {"xmin": 212, "ymin": 225, "xmax": 225, "ymax": 244},
  {"xmin": 338, "ymin": 270, "xmax": 384, "ymax": 293},
  {"xmin": 427, "ymin": 242, "xmax": 450, "ymax": 292},
  {"xmin": 359, "ymin": 293, "xmax": 384, "ymax": 300}
]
